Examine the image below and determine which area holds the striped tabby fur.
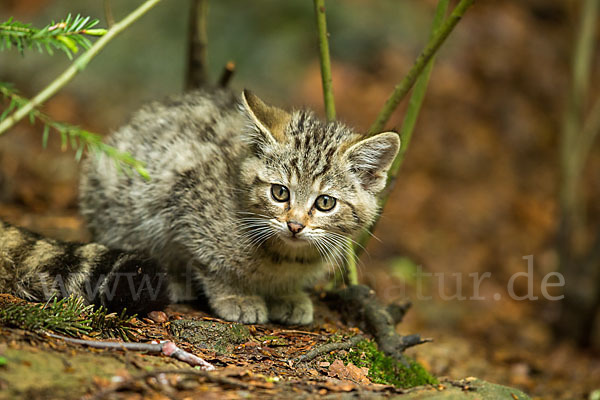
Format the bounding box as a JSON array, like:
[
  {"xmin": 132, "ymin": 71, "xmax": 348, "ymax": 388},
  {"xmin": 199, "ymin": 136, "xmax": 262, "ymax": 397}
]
[{"xmin": 0, "ymin": 220, "xmax": 169, "ymax": 315}]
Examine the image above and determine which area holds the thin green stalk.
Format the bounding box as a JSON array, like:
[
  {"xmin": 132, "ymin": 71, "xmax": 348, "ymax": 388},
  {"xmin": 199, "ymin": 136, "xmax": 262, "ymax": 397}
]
[
  {"xmin": 578, "ymin": 94, "xmax": 600, "ymax": 165},
  {"xmin": 354, "ymin": 0, "xmax": 453, "ymax": 257},
  {"xmin": 560, "ymin": 0, "xmax": 598, "ymax": 227},
  {"xmin": 554, "ymin": 0, "xmax": 600, "ymax": 346},
  {"xmin": 346, "ymin": 239, "xmax": 359, "ymax": 285},
  {"xmin": 314, "ymin": 0, "xmax": 336, "ymax": 122},
  {"xmin": 385, "ymin": 0, "xmax": 449, "ymax": 195},
  {"xmin": 368, "ymin": 0, "xmax": 474, "ymax": 135},
  {"xmin": 0, "ymin": 0, "xmax": 163, "ymax": 135},
  {"xmin": 104, "ymin": 0, "xmax": 115, "ymax": 28}
]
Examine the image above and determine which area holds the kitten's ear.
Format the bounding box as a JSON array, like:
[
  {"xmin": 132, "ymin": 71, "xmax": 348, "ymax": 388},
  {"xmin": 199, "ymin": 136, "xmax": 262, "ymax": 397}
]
[
  {"xmin": 343, "ymin": 132, "xmax": 400, "ymax": 193},
  {"xmin": 241, "ymin": 90, "xmax": 291, "ymax": 144}
]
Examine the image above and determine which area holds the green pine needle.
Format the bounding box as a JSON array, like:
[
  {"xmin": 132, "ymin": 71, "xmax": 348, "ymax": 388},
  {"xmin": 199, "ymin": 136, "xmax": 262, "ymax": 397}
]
[
  {"xmin": 0, "ymin": 14, "xmax": 107, "ymax": 59},
  {"xmin": 0, "ymin": 83, "xmax": 150, "ymax": 180},
  {"xmin": 0, "ymin": 295, "xmax": 137, "ymax": 340}
]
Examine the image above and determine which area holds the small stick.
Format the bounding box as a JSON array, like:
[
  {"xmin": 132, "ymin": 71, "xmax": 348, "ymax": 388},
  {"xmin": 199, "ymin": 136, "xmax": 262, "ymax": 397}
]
[
  {"xmin": 295, "ymin": 334, "xmax": 364, "ymax": 363},
  {"xmin": 276, "ymin": 329, "xmax": 321, "ymax": 336},
  {"xmin": 89, "ymin": 369, "xmax": 249, "ymax": 400},
  {"xmin": 218, "ymin": 61, "xmax": 236, "ymax": 87},
  {"xmin": 46, "ymin": 333, "xmax": 214, "ymax": 370}
]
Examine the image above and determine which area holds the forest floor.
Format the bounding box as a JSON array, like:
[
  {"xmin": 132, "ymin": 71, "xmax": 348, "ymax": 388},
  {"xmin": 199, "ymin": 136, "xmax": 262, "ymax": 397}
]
[{"xmin": 1, "ymin": 290, "xmax": 532, "ymax": 400}]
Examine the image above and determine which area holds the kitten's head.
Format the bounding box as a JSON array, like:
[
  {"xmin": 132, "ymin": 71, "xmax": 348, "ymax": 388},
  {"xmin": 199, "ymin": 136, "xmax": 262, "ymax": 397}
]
[{"xmin": 238, "ymin": 90, "xmax": 400, "ymax": 256}]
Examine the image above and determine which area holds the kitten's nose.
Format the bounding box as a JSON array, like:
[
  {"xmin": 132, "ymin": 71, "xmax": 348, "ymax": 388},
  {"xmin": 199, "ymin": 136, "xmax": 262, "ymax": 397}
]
[{"xmin": 287, "ymin": 221, "xmax": 304, "ymax": 234}]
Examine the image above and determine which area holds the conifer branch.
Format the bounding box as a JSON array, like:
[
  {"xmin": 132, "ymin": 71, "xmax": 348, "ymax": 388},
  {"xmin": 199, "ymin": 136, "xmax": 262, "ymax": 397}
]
[
  {"xmin": 0, "ymin": 14, "xmax": 106, "ymax": 59},
  {"xmin": 0, "ymin": 296, "xmax": 136, "ymax": 340},
  {"xmin": 314, "ymin": 0, "xmax": 336, "ymax": 122},
  {"xmin": 368, "ymin": 0, "xmax": 474, "ymax": 135},
  {"xmin": 0, "ymin": 0, "xmax": 163, "ymax": 139},
  {"xmin": 0, "ymin": 84, "xmax": 149, "ymax": 180}
]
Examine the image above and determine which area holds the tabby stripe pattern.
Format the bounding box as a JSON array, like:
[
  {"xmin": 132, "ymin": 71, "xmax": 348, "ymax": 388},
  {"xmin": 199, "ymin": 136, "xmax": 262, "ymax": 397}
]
[{"xmin": 0, "ymin": 220, "xmax": 169, "ymax": 315}]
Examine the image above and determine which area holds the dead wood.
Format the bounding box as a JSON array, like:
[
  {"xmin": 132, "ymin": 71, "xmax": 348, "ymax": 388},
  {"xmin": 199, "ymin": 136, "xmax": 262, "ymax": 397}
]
[{"xmin": 324, "ymin": 285, "xmax": 431, "ymax": 361}]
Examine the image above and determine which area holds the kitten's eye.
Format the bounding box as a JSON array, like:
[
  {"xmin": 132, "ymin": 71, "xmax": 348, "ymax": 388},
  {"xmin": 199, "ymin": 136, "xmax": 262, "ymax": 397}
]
[
  {"xmin": 271, "ymin": 184, "xmax": 290, "ymax": 202},
  {"xmin": 315, "ymin": 195, "xmax": 336, "ymax": 212}
]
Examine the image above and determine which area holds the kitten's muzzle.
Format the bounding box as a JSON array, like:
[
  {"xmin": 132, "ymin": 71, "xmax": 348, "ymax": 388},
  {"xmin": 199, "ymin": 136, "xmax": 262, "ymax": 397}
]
[{"xmin": 287, "ymin": 221, "xmax": 305, "ymax": 235}]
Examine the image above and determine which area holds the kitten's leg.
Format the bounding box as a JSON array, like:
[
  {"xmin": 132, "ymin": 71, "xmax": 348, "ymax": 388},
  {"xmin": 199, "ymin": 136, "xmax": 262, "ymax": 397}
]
[
  {"xmin": 267, "ymin": 291, "xmax": 313, "ymax": 325},
  {"xmin": 204, "ymin": 280, "xmax": 268, "ymax": 324}
]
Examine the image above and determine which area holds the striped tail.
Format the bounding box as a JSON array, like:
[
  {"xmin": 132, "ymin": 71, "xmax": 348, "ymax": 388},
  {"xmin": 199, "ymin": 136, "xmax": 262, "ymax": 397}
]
[{"xmin": 0, "ymin": 220, "xmax": 170, "ymax": 316}]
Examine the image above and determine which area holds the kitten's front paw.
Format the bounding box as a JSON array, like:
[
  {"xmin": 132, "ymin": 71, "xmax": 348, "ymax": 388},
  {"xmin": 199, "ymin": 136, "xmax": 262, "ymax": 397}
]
[
  {"xmin": 212, "ymin": 295, "xmax": 268, "ymax": 324},
  {"xmin": 268, "ymin": 293, "xmax": 313, "ymax": 325}
]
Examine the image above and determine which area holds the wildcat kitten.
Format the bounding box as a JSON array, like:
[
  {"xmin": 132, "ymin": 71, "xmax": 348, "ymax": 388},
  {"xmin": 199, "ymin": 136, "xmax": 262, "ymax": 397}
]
[{"xmin": 79, "ymin": 89, "xmax": 400, "ymax": 325}]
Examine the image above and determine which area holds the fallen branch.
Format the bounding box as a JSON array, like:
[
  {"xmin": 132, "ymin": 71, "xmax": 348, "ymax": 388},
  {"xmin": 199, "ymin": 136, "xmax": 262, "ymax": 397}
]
[
  {"xmin": 325, "ymin": 285, "xmax": 431, "ymax": 360},
  {"xmin": 89, "ymin": 369, "xmax": 249, "ymax": 400},
  {"xmin": 295, "ymin": 334, "xmax": 364, "ymax": 363},
  {"xmin": 46, "ymin": 333, "xmax": 215, "ymax": 370}
]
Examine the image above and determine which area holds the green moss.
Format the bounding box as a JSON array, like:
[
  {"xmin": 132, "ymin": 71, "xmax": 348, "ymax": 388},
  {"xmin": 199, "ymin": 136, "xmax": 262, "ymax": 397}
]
[
  {"xmin": 169, "ymin": 319, "xmax": 251, "ymax": 354},
  {"xmin": 329, "ymin": 338, "xmax": 437, "ymax": 388}
]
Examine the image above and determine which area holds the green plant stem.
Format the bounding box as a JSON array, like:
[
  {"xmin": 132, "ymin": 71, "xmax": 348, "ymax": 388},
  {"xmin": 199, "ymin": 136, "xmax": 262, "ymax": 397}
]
[
  {"xmin": 314, "ymin": 0, "xmax": 336, "ymax": 122},
  {"xmin": 0, "ymin": 0, "xmax": 163, "ymax": 136},
  {"xmin": 578, "ymin": 94, "xmax": 600, "ymax": 164},
  {"xmin": 368, "ymin": 0, "xmax": 474, "ymax": 135},
  {"xmin": 346, "ymin": 238, "xmax": 359, "ymax": 285},
  {"xmin": 560, "ymin": 0, "xmax": 598, "ymax": 230},
  {"xmin": 555, "ymin": 0, "xmax": 600, "ymax": 347},
  {"xmin": 354, "ymin": 0, "xmax": 454, "ymax": 256},
  {"xmin": 104, "ymin": 0, "xmax": 115, "ymax": 28},
  {"xmin": 387, "ymin": 0, "xmax": 449, "ymax": 189}
]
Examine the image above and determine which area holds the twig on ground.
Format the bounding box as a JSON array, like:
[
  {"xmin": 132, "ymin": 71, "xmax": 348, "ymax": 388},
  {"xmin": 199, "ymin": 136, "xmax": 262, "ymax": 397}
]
[
  {"xmin": 218, "ymin": 61, "xmax": 235, "ymax": 87},
  {"xmin": 295, "ymin": 334, "xmax": 364, "ymax": 363},
  {"xmin": 325, "ymin": 285, "xmax": 431, "ymax": 360},
  {"xmin": 89, "ymin": 369, "xmax": 249, "ymax": 400},
  {"xmin": 46, "ymin": 333, "xmax": 215, "ymax": 370},
  {"xmin": 276, "ymin": 329, "xmax": 321, "ymax": 336}
]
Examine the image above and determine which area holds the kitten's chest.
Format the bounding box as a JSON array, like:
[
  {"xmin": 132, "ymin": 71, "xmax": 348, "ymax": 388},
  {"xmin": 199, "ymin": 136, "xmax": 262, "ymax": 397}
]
[{"xmin": 248, "ymin": 251, "xmax": 326, "ymax": 294}]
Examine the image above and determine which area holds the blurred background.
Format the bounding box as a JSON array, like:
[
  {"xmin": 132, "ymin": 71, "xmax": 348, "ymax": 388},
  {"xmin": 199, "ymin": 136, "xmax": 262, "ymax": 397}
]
[{"xmin": 1, "ymin": 0, "xmax": 599, "ymax": 398}]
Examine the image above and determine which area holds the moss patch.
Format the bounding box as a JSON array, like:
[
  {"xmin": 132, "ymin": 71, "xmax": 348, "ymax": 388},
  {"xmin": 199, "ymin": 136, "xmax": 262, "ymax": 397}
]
[
  {"xmin": 169, "ymin": 319, "xmax": 251, "ymax": 354},
  {"xmin": 329, "ymin": 338, "xmax": 437, "ymax": 388}
]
